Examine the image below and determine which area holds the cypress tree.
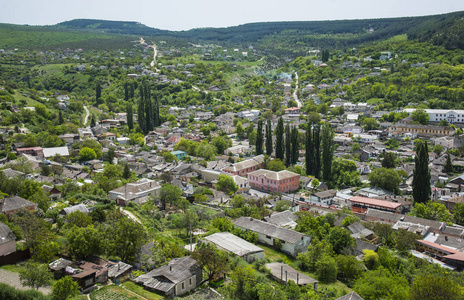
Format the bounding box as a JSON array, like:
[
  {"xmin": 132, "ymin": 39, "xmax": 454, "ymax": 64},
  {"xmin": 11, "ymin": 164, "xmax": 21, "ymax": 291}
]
[
  {"xmin": 90, "ymin": 116, "xmax": 96, "ymax": 128},
  {"xmin": 443, "ymin": 153, "xmax": 453, "ymax": 173},
  {"xmin": 313, "ymin": 122, "xmax": 321, "ymax": 178},
  {"xmin": 153, "ymin": 92, "xmax": 160, "ymax": 127},
  {"xmin": 275, "ymin": 117, "xmax": 284, "ymax": 160},
  {"xmin": 123, "ymin": 163, "xmax": 131, "ymax": 180},
  {"xmin": 265, "ymin": 120, "xmax": 273, "ymax": 156},
  {"xmin": 129, "ymin": 83, "xmax": 135, "ymax": 99},
  {"xmin": 127, "ymin": 103, "xmax": 134, "ymax": 130},
  {"xmin": 256, "ymin": 119, "xmax": 263, "ymax": 155},
  {"xmin": 124, "ymin": 82, "xmax": 129, "ymax": 101},
  {"xmin": 291, "ymin": 126, "xmax": 299, "ymax": 165},
  {"xmin": 305, "ymin": 123, "xmax": 313, "ymax": 176},
  {"xmin": 59, "ymin": 110, "xmax": 64, "ymax": 125},
  {"xmin": 321, "ymin": 122, "xmax": 335, "ymax": 181},
  {"xmin": 285, "ymin": 124, "xmax": 291, "ymax": 166},
  {"xmin": 144, "ymin": 84, "xmax": 152, "ymax": 134},
  {"xmin": 412, "ymin": 142, "xmax": 431, "ymax": 204},
  {"xmin": 137, "ymin": 86, "xmax": 145, "ymax": 133}
]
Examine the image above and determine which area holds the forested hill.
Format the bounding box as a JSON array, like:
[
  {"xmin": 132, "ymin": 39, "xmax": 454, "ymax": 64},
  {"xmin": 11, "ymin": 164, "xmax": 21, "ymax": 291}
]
[{"xmin": 56, "ymin": 11, "xmax": 464, "ymax": 50}]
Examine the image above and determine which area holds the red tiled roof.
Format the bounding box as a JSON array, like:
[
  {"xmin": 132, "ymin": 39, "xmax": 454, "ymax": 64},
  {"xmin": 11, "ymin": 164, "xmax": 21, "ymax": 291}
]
[
  {"xmin": 416, "ymin": 240, "xmax": 458, "ymax": 254},
  {"xmin": 444, "ymin": 252, "xmax": 464, "ymax": 262},
  {"xmin": 349, "ymin": 196, "xmax": 402, "ymax": 209}
]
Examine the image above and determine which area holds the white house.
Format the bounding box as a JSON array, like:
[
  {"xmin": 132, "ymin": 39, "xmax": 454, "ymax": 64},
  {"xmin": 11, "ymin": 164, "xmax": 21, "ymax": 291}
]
[
  {"xmin": 203, "ymin": 232, "xmax": 264, "ymax": 263},
  {"xmin": 233, "ymin": 217, "xmax": 311, "ymax": 257},
  {"xmin": 109, "ymin": 179, "xmax": 161, "ymax": 206}
]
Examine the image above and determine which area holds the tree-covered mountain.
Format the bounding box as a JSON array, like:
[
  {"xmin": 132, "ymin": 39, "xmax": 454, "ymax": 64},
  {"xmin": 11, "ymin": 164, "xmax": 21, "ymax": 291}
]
[{"xmin": 56, "ymin": 11, "xmax": 464, "ymax": 50}]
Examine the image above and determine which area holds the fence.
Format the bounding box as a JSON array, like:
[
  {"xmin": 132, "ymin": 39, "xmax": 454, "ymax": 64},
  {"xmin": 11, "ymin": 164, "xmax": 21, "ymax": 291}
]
[{"xmin": 0, "ymin": 249, "xmax": 31, "ymax": 266}]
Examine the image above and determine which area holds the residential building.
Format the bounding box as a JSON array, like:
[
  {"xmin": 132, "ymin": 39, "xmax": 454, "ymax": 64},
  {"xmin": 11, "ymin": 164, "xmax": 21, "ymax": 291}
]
[
  {"xmin": 171, "ymin": 150, "xmax": 186, "ymax": 160},
  {"xmin": 263, "ymin": 210, "xmax": 298, "ymax": 229},
  {"xmin": 234, "ymin": 217, "xmax": 311, "ymax": 257},
  {"xmin": 16, "ymin": 147, "xmax": 44, "ymax": 157},
  {"xmin": 389, "ymin": 123, "xmax": 455, "ymax": 137},
  {"xmin": 59, "ymin": 204, "xmax": 89, "ymax": 217},
  {"xmin": 222, "ymin": 155, "xmax": 264, "ymax": 176},
  {"xmin": 203, "ymin": 232, "xmax": 264, "ymax": 263},
  {"xmin": 43, "ymin": 146, "xmax": 70, "ymax": 158},
  {"xmin": 109, "ymin": 179, "xmax": 161, "ymax": 206},
  {"xmin": 309, "ymin": 190, "xmax": 337, "ymax": 205},
  {"xmin": 134, "ymin": 256, "xmax": 202, "ymax": 297},
  {"xmin": 247, "ymin": 169, "xmax": 299, "ymax": 193},
  {"xmin": 349, "ymin": 196, "xmax": 402, "ymax": 214},
  {"xmin": 0, "ymin": 196, "xmax": 37, "ymax": 217},
  {"xmin": 403, "ymin": 108, "xmax": 464, "ymax": 124},
  {"xmin": 0, "ymin": 223, "xmax": 16, "ymax": 256}
]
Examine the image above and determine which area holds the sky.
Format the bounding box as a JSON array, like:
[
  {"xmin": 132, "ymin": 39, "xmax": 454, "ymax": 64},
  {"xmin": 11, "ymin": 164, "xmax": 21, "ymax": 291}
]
[{"xmin": 2, "ymin": 0, "xmax": 464, "ymax": 31}]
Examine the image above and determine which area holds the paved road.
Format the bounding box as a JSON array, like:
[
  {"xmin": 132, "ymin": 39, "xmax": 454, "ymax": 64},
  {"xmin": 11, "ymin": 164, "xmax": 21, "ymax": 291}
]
[
  {"xmin": 0, "ymin": 269, "xmax": 51, "ymax": 295},
  {"xmin": 83, "ymin": 105, "xmax": 90, "ymax": 125}
]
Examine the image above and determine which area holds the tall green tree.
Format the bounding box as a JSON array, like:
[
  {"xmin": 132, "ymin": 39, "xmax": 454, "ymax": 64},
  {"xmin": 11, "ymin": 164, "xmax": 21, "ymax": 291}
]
[
  {"xmin": 256, "ymin": 119, "xmax": 263, "ymax": 155},
  {"xmin": 291, "ymin": 126, "xmax": 299, "ymax": 165},
  {"xmin": 413, "ymin": 141, "xmax": 431, "ymax": 204},
  {"xmin": 137, "ymin": 85, "xmax": 145, "ymax": 133},
  {"xmin": 305, "ymin": 123, "xmax": 313, "ymax": 176},
  {"xmin": 285, "ymin": 124, "xmax": 291, "ymax": 166},
  {"xmin": 19, "ymin": 262, "xmax": 53, "ymax": 290},
  {"xmin": 126, "ymin": 103, "xmax": 134, "ymax": 130},
  {"xmin": 275, "ymin": 117, "xmax": 284, "ymax": 160},
  {"xmin": 313, "ymin": 122, "xmax": 321, "ymax": 178},
  {"xmin": 382, "ymin": 152, "xmax": 397, "ymax": 168},
  {"xmin": 153, "ymin": 92, "xmax": 160, "ymax": 127},
  {"xmin": 443, "ymin": 153, "xmax": 453, "ymax": 173},
  {"xmin": 123, "ymin": 163, "xmax": 131, "ymax": 179},
  {"xmin": 321, "ymin": 122, "xmax": 335, "ymax": 181},
  {"xmin": 144, "ymin": 83, "xmax": 153, "ymax": 133},
  {"xmin": 58, "ymin": 110, "xmax": 64, "ymax": 125},
  {"xmin": 107, "ymin": 147, "xmax": 116, "ymax": 164},
  {"xmin": 96, "ymin": 82, "xmax": 102, "ymax": 104},
  {"xmin": 265, "ymin": 119, "xmax": 273, "ymax": 156},
  {"xmin": 52, "ymin": 276, "xmax": 79, "ymax": 300}
]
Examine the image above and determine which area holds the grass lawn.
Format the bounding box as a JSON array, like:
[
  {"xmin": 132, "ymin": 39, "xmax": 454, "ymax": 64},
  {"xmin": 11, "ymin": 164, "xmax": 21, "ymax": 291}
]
[
  {"xmin": 122, "ymin": 281, "xmax": 165, "ymax": 300},
  {"xmin": 0, "ymin": 264, "xmax": 25, "ymax": 273}
]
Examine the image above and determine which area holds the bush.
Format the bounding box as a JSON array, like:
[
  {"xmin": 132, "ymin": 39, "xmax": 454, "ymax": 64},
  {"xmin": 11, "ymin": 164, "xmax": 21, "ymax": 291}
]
[{"xmin": 0, "ymin": 283, "xmax": 50, "ymax": 300}]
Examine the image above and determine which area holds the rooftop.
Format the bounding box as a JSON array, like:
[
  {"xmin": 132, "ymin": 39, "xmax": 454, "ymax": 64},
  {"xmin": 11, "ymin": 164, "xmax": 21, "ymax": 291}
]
[
  {"xmin": 204, "ymin": 232, "xmax": 263, "ymax": 257},
  {"xmin": 350, "ymin": 196, "xmax": 402, "ymax": 210},
  {"xmin": 247, "ymin": 169, "xmax": 299, "ymax": 181}
]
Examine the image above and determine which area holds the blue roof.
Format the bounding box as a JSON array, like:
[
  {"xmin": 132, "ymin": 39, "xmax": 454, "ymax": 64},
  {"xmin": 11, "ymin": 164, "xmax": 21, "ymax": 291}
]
[{"xmin": 171, "ymin": 150, "xmax": 186, "ymax": 155}]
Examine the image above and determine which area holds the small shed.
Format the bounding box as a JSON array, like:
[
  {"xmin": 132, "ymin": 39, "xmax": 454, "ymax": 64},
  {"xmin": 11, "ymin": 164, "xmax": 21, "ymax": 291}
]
[
  {"xmin": 203, "ymin": 232, "xmax": 264, "ymax": 263},
  {"xmin": 265, "ymin": 262, "xmax": 318, "ymax": 288}
]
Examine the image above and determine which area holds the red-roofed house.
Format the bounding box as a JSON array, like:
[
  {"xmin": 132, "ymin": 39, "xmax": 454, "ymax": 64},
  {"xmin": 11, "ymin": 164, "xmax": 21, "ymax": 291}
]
[
  {"xmin": 444, "ymin": 252, "xmax": 464, "ymax": 270},
  {"xmin": 284, "ymin": 107, "xmax": 300, "ymax": 114},
  {"xmin": 16, "ymin": 147, "xmax": 44, "ymax": 157},
  {"xmin": 416, "ymin": 239, "xmax": 458, "ymax": 260},
  {"xmin": 349, "ymin": 196, "xmax": 402, "ymax": 214},
  {"xmin": 167, "ymin": 136, "xmax": 181, "ymax": 145}
]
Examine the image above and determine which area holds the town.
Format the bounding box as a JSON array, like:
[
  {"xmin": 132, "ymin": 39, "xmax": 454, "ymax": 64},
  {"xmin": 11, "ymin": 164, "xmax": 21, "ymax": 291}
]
[{"xmin": 1, "ymin": 13, "xmax": 464, "ymax": 300}]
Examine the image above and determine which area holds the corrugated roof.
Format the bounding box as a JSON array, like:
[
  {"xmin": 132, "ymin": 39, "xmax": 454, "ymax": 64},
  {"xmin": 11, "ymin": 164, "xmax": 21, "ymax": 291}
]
[
  {"xmin": 234, "ymin": 217, "xmax": 309, "ymax": 244},
  {"xmin": 1, "ymin": 196, "xmax": 36, "ymax": 213},
  {"xmin": 135, "ymin": 256, "xmax": 198, "ymax": 292},
  {"xmin": 350, "ymin": 196, "xmax": 402, "ymax": 209},
  {"xmin": 204, "ymin": 232, "xmax": 263, "ymax": 257},
  {"xmin": 416, "ymin": 240, "xmax": 458, "ymax": 254},
  {"xmin": 247, "ymin": 169, "xmax": 299, "ymax": 181}
]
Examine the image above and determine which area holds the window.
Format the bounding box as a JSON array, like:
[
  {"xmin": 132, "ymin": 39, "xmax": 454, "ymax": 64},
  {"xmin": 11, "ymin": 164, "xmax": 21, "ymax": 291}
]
[
  {"xmin": 189, "ymin": 278, "xmax": 192, "ymax": 286},
  {"xmin": 182, "ymin": 282, "xmax": 185, "ymax": 290},
  {"xmin": 266, "ymin": 235, "xmax": 271, "ymax": 239}
]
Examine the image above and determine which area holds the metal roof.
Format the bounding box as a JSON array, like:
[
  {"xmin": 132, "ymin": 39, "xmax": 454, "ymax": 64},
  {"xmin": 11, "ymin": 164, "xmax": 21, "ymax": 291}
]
[{"xmin": 204, "ymin": 232, "xmax": 263, "ymax": 257}]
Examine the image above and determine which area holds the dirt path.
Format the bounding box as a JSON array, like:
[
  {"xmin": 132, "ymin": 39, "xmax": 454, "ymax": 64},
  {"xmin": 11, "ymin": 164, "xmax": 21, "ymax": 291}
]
[
  {"xmin": 293, "ymin": 72, "xmax": 302, "ymax": 108},
  {"xmin": 120, "ymin": 207, "xmax": 142, "ymax": 225},
  {"xmin": 0, "ymin": 269, "xmax": 51, "ymax": 295},
  {"xmin": 83, "ymin": 105, "xmax": 90, "ymax": 125}
]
